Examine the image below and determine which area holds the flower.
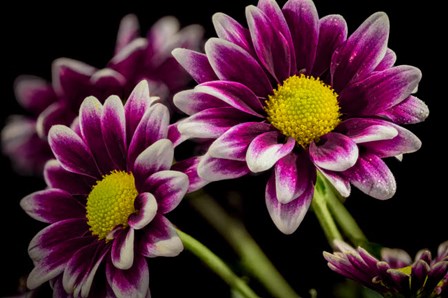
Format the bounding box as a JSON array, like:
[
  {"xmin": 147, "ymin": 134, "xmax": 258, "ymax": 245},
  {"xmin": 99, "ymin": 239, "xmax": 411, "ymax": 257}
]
[
  {"xmin": 170, "ymin": 0, "xmax": 428, "ymax": 234},
  {"xmin": 20, "ymin": 81, "xmax": 188, "ymax": 297},
  {"xmin": 324, "ymin": 240, "xmax": 448, "ymax": 298},
  {"xmin": 2, "ymin": 15, "xmax": 203, "ymax": 175}
]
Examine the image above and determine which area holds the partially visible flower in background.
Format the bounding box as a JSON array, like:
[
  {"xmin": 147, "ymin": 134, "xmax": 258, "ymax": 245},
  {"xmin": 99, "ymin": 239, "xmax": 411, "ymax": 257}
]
[
  {"xmin": 2, "ymin": 14, "xmax": 203, "ymax": 175},
  {"xmin": 20, "ymin": 81, "xmax": 188, "ymax": 296},
  {"xmin": 170, "ymin": 0, "xmax": 428, "ymax": 233},
  {"xmin": 324, "ymin": 240, "xmax": 448, "ymax": 298}
]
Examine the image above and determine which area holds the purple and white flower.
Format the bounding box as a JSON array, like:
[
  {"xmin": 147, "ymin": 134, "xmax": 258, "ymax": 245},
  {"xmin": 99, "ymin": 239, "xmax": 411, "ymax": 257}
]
[
  {"xmin": 20, "ymin": 81, "xmax": 187, "ymax": 297},
  {"xmin": 324, "ymin": 240, "xmax": 448, "ymax": 297},
  {"xmin": 170, "ymin": 0, "xmax": 428, "ymax": 234},
  {"xmin": 2, "ymin": 15, "xmax": 203, "ymax": 175}
]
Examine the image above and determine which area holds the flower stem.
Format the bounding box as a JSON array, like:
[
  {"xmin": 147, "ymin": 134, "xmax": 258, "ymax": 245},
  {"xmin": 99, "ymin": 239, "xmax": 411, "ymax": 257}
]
[
  {"xmin": 311, "ymin": 174, "xmax": 343, "ymax": 247},
  {"xmin": 188, "ymin": 191, "xmax": 301, "ymax": 298},
  {"xmin": 176, "ymin": 229, "xmax": 260, "ymax": 298}
]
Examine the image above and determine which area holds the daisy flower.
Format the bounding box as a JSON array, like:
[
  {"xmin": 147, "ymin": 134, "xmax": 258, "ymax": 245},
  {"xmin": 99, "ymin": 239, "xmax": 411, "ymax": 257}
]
[
  {"xmin": 2, "ymin": 15, "xmax": 203, "ymax": 175},
  {"xmin": 324, "ymin": 240, "xmax": 448, "ymax": 297},
  {"xmin": 20, "ymin": 81, "xmax": 187, "ymax": 297},
  {"xmin": 170, "ymin": 0, "xmax": 428, "ymax": 234}
]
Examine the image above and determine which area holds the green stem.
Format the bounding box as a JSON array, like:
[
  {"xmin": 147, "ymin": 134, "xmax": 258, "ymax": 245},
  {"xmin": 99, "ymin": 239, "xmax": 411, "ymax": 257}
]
[
  {"xmin": 177, "ymin": 229, "xmax": 259, "ymax": 298},
  {"xmin": 188, "ymin": 191, "xmax": 300, "ymax": 298}
]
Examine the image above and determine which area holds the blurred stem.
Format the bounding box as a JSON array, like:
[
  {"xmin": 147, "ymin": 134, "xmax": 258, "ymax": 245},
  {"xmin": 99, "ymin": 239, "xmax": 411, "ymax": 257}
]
[
  {"xmin": 177, "ymin": 229, "xmax": 260, "ymax": 298},
  {"xmin": 188, "ymin": 190, "xmax": 301, "ymax": 298},
  {"xmin": 311, "ymin": 174, "xmax": 343, "ymax": 247}
]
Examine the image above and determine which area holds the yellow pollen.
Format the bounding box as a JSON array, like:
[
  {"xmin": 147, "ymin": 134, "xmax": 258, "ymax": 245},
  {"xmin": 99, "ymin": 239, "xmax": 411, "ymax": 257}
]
[
  {"xmin": 265, "ymin": 74, "xmax": 341, "ymax": 148},
  {"xmin": 86, "ymin": 170, "xmax": 138, "ymax": 240}
]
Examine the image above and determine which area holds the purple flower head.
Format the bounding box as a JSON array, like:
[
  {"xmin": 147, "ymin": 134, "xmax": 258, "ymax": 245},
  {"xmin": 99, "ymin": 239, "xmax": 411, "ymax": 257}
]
[
  {"xmin": 170, "ymin": 0, "xmax": 429, "ymax": 234},
  {"xmin": 20, "ymin": 81, "xmax": 188, "ymax": 297},
  {"xmin": 324, "ymin": 240, "xmax": 448, "ymax": 297},
  {"xmin": 2, "ymin": 15, "xmax": 204, "ymax": 175}
]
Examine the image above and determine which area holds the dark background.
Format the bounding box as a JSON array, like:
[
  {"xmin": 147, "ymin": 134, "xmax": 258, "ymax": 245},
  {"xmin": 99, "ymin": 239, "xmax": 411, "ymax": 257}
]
[{"xmin": 1, "ymin": 1, "xmax": 446, "ymax": 297}]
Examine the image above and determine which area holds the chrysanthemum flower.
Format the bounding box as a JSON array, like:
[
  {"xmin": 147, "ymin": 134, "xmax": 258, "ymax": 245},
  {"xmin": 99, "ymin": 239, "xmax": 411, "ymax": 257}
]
[
  {"xmin": 170, "ymin": 0, "xmax": 428, "ymax": 234},
  {"xmin": 20, "ymin": 81, "xmax": 187, "ymax": 297},
  {"xmin": 324, "ymin": 240, "xmax": 448, "ymax": 297},
  {"xmin": 2, "ymin": 15, "xmax": 203, "ymax": 175}
]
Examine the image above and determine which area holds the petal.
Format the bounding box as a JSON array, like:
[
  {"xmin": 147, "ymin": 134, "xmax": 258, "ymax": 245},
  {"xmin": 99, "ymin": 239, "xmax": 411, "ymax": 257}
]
[
  {"xmin": 21, "ymin": 189, "xmax": 84, "ymax": 223},
  {"xmin": 172, "ymin": 49, "xmax": 218, "ymax": 84},
  {"xmin": 331, "ymin": 12, "xmax": 390, "ymax": 91},
  {"xmin": 172, "ymin": 156, "xmax": 210, "ymax": 193},
  {"xmin": 44, "ymin": 159, "xmax": 94, "ymax": 195},
  {"xmin": 266, "ymin": 170, "xmax": 315, "ymax": 234},
  {"xmin": 208, "ymin": 122, "xmax": 272, "ymax": 161},
  {"xmin": 205, "ymin": 38, "xmax": 272, "ymax": 96},
  {"xmin": 142, "ymin": 171, "xmax": 188, "ymax": 214},
  {"xmin": 283, "ymin": 0, "xmax": 319, "ymax": 73},
  {"xmin": 139, "ymin": 215, "xmax": 183, "ymax": 257},
  {"xmin": 48, "ymin": 125, "xmax": 99, "ymax": 178},
  {"xmin": 133, "ymin": 139, "xmax": 174, "ymax": 187},
  {"xmin": 167, "ymin": 122, "xmax": 188, "ymax": 147},
  {"xmin": 89, "ymin": 68, "xmax": 126, "ymax": 100},
  {"xmin": 107, "ymin": 254, "xmax": 149, "ymax": 298},
  {"xmin": 127, "ymin": 103, "xmax": 170, "ymax": 167},
  {"xmin": 115, "ymin": 14, "xmax": 140, "ymax": 54},
  {"xmin": 36, "ymin": 101, "xmax": 76, "ymax": 138},
  {"xmin": 108, "ymin": 38, "xmax": 148, "ymax": 79},
  {"xmin": 309, "ymin": 132, "xmax": 359, "ymax": 172},
  {"xmin": 246, "ymin": 5, "xmax": 291, "ymax": 82},
  {"xmin": 410, "ymin": 260, "xmax": 430, "ymax": 294},
  {"xmin": 342, "ymin": 153, "xmax": 396, "ymax": 200},
  {"xmin": 318, "ymin": 169, "xmax": 351, "ymax": 198},
  {"xmin": 198, "ymin": 153, "xmax": 250, "ymax": 182},
  {"xmin": 102, "ymin": 95, "xmax": 127, "ymax": 170},
  {"xmin": 128, "ymin": 192, "xmax": 158, "ymax": 230},
  {"xmin": 111, "ymin": 228, "xmax": 135, "ymax": 270},
  {"xmin": 339, "ymin": 65, "xmax": 422, "ymax": 116},
  {"xmin": 312, "ymin": 15, "xmax": 347, "ymax": 77},
  {"xmin": 212, "ymin": 12, "xmax": 254, "ymax": 55},
  {"xmin": 14, "ymin": 75, "xmax": 57, "ymax": 114},
  {"xmin": 246, "ymin": 131, "xmax": 296, "ymax": 173},
  {"xmin": 375, "ymin": 48, "xmax": 397, "ymax": 71},
  {"xmin": 173, "ymin": 88, "xmax": 228, "ymax": 116},
  {"xmin": 337, "ymin": 118, "xmax": 399, "ymax": 144},
  {"xmin": 176, "ymin": 107, "xmax": 252, "ymax": 141},
  {"xmin": 379, "ymin": 95, "xmax": 429, "ymax": 125}
]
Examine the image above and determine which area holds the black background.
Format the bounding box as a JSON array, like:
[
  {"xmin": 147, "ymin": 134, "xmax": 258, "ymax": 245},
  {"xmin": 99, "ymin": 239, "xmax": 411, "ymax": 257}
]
[{"xmin": 1, "ymin": 1, "xmax": 446, "ymax": 297}]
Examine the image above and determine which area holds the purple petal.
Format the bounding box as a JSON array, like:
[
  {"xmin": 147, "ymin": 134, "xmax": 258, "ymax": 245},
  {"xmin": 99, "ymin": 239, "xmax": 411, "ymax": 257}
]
[
  {"xmin": 14, "ymin": 75, "xmax": 57, "ymax": 114},
  {"xmin": 246, "ymin": 5, "xmax": 291, "ymax": 82},
  {"xmin": 21, "ymin": 189, "xmax": 84, "ymax": 223},
  {"xmin": 139, "ymin": 215, "xmax": 183, "ymax": 257},
  {"xmin": 173, "ymin": 88, "xmax": 228, "ymax": 116},
  {"xmin": 44, "ymin": 159, "xmax": 95, "ymax": 195},
  {"xmin": 198, "ymin": 153, "xmax": 250, "ymax": 182},
  {"xmin": 111, "ymin": 228, "xmax": 135, "ymax": 270},
  {"xmin": 381, "ymin": 248, "xmax": 412, "ymax": 268},
  {"xmin": 339, "ymin": 65, "xmax": 422, "ymax": 116},
  {"xmin": 89, "ymin": 69, "xmax": 126, "ymax": 101},
  {"xmin": 312, "ymin": 15, "xmax": 347, "ymax": 77},
  {"xmin": 283, "ymin": 0, "xmax": 319, "ymax": 73},
  {"xmin": 133, "ymin": 139, "xmax": 174, "ymax": 187},
  {"xmin": 36, "ymin": 101, "xmax": 76, "ymax": 138},
  {"xmin": 318, "ymin": 169, "xmax": 351, "ymax": 198},
  {"xmin": 338, "ymin": 118, "xmax": 398, "ymax": 144},
  {"xmin": 172, "ymin": 49, "xmax": 218, "ymax": 84},
  {"xmin": 246, "ymin": 131, "xmax": 296, "ymax": 173},
  {"xmin": 109, "ymin": 38, "xmax": 147, "ymax": 79},
  {"xmin": 167, "ymin": 122, "xmax": 188, "ymax": 147},
  {"xmin": 266, "ymin": 170, "xmax": 315, "ymax": 234},
  {"xmin": 331, "ymin": 12, "xmax": 390, "ymax": 91},
  {"xmin": 273, "ymin": 151, "xmax": 315, "ymax": 204},
  {"xmin": 205, "ymin": 38, "xmax": 273, "ymax": 96},
  {"xmin": 176, "ymin": 107, "xmax": 252, "ymax": 141},
  {"xmin": 62, "ymin": 241, "xmax": 109, "ymax": 297},
  {"xmin": 379, "ymin": 95, "xmax": 429, "ymax": 125},
  {"xmin": 48, "ymin": 125, "xmax": 99, "ymax": 178},
  {"xmin": 197, "ymin": 81, "xmax": 265, "ymax": 116},
  {"xmin": 102, "ymin": 95, "xmax": 127, "ymax": 170},
  {"xmin": 212, "ymin": 13, "xmax": 254, "ymax": 55},
  {"xmin": 115, "ymin": 14, "xmax": 140, "ymax": 54},
  {"xmin": 411, "ymin": 260, "xmax": 430, "ymax": 294},
  {"xmin": 309, "ymin": 132, "xmax": 358, "ymax": 172},
  {"xmin": 342, "ymin": 153, "xmax": 396, "ymax": 200},
  {"xmin": 106, "ymin": 254, "xmax": 149, "ymax": 298},
  {"xmin": 172, "ymin": 156, "xmax": 210, "ymax": 193},
  {"xmin": 375, "ymin": 48, "xmax": 397, "ymax": 71},
  {"xmin": 142, "ymin": 171, "xmax": 188, "ymax": 214},
  {"xmin": 128, "ymin": 192, "xmax": 158, "ymax": 230},
  {"xmin": 209, "ymin": 122, "xmax": 272, "ymax": 161},
  {"xmin": 127, "ymin": 103, "xmax": 170, "ymax": 167},
  {"xmin": 437, "ymin": 240, "xmax": 448, "ymax": 260},
  {"xmin": 52, "ymin": 58, "xmax": 96, "ymax": 100}
]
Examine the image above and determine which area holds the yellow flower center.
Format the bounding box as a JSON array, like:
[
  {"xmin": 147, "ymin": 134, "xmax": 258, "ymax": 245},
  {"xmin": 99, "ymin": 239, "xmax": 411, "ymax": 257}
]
[
  {"xmin": 265, "ymin": 75, "xmax": 341, "ymax": 148},
  {"xmin": 86, "ymin": 171, "xmax": 138, "ymax": 240}
]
